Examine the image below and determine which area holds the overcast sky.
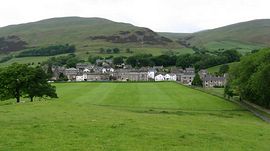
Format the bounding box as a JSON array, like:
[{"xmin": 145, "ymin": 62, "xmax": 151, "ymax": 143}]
[{"xmin": 0, "ymin": 0, "xmax": 269, "ymax": 33}]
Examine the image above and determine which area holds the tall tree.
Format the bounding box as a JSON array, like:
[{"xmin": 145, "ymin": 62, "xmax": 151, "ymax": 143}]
[
  {"xmin": 192, "ymin": 73, "xmax": 203, "ymax": 87},
  {"xmin": 228, "ymin": 48, "xmax": 270, "ymax": 108},
  {"xmin": 0, "ymin": 63, "xmax": 57, "ymax": 103},
  {"xmin": 25, "ymin": 67, "xmax": 58, "ymax": 102},
  {"xmin": 0, "ymin": 64, "xmax": 31, "ymax": 102}
]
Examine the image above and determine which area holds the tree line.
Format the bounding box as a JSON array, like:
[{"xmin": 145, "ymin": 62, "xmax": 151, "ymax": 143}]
[
  {"xmin": 225, "ymin": 48, "xmax": 270, "ymax": 108},
  {"xmin": 119, "ymin": 49, "xmax": 241, "ymax": 69},
  {"xmin": 0, "ymin": 63, "xmax": 57, "ymax": 103},
  {"xmin": 16, "ymin": 44, "xmax": 75, "ymax": 57},
  {"xmin": 40, "ymin": 49, "xmax": 241, "ymax": 72}
]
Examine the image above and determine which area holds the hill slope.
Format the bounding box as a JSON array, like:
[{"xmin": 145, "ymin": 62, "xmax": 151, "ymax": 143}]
[
  {"xmin": 0, "ymin": 17, "xmax": 177, "ymax": 53},
  {"xmin": 181, "ymin": 19, "xmax": 270, "ymax": 52},
  {"xmin": 158, "ymin": 32, "xmax": 192, "ymax": 40}
]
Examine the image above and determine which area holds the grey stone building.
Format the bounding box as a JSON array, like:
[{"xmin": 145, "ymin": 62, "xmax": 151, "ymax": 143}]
[
  {"xmin": 199, "ymin": 70, "xmax": 227, "ymax": 88},
  {"xmin": 202, "ymin": 75, "xmax": 226, "ymax": 88}
]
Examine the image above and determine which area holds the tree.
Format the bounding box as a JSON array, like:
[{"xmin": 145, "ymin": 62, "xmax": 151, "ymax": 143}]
[
  {"xmin": 16, "ymin": 44, "xmax": 75, "ymax": 57},
  {"xmin": 25, "ymin": 67, "xmax": 58, "ymax": 102},
  {"xmin": 113, "ymin": 57, "xmax": 124, "ymax": 65},
  {"xmin": 66, "ymin": 57, "xmax": 79, "ymax": 68},
  {"xmin": 113, "ymin": 48, "xmax": 120, "ymax": 53},
  {"xmin": 125, "ymin": 54, "xmax": 154, "ymax": 67},
  {"xmin": 0, "ymin": 64, "xmax": 30, "ymax": 102},
  {"xmin": 191, "ymin": 73, "xmax": 203, "ymax": 87},
  {"xmin": 229, "ymin": 48, "xmax": 270, "ymax": 108},
  {"xmin": 0, "ymin": 63, "xmax": 58, "ymax": 103},
  {"xmin": 221, "ymin": 50, "xmax": 241, "ymax": 63},
  {"xmin": 58, "ymin": 73, "xmax": 68, "ymax": 81},
  {"xmin": 106, "ymin": 49, "xmax": 112, "ymax": 54},
  {"xmin": 219, "ymin": 64, "xmax": 229, "ymax": 75},
  {"xmin": 176, "ymin": 54, "xmax": 192, "ymax": 68},
  {"xmin": 224, "ymin": 83, "xmax": 234, "ymax": 99},
  {"xmin": 126, "ymin": 56, "xmax": 137, "ymax": 67},
  {"xmin": 47, "ymin": 64, "xmax": 54, "ymax": 78}
]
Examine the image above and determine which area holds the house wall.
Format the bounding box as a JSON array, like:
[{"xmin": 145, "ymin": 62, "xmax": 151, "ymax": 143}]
[{"xmin": 121, "ymin": 72, "xmax": 148, "ymax": 81}]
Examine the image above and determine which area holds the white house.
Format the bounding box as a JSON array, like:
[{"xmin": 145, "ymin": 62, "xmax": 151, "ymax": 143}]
[
  {"xmin": 171, "ymin": 74, "xmax": 177, "ymax": 81},
  {"xmin": 109, "ymin": 68, "xmax": 115, "ymax": 72},
  {"xmin": 102, "ymin": 68, "xmax": 107, "ymax": 73},
  {"xmin": 155, "ymin": 74, "xmax": 165, "ymax": 81},
  {"xmin": 147, "ymin": 68, "xmax": 156, "ymax": 80},
  {"xmin": 76, "ymin": 75, "xmax": 84, "ymax": 81},
  {"xmin": 102, "ymin": 68, "xmax": 115, "ymax": 73},
  {"xmin": 83, "ymin": 69, "xmax": 90, "ymax": 73},
  {"xmin": 164, "ymin": 74, "xmax": 177, "ymax": 81}
]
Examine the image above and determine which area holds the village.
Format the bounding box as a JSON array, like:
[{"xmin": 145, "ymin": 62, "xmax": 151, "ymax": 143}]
[{"xmin": 51, "ymin": 59, "xmax": 226, "ymax": 88}]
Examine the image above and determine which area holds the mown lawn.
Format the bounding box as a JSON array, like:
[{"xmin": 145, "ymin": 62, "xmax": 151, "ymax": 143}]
[{"xmin": 0, "ymin": 82, "xmax": 269, "ymax": 151}]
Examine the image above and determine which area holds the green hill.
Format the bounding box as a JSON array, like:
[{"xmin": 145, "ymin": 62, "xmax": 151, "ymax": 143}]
[
  {"xmin": 182, "ymin": 19, "xmax": 270, "ymax": 52},
  {"xmin": 0, "ymin": 17, "xmax": 189, "ymax": 65},
  {"xmin": 1, "ymin": 17, "xmax": 270, "ymax": 66},
  {"xmin": 0, "ymin": 17, "xmax": 182, "ymax": 54}
]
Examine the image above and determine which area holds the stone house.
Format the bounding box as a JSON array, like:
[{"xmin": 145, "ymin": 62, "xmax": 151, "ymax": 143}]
[
  {"xmin": 199, "ymin": 69, "xmax": 227, "ymax": 88},
  {"xmin": 51, "ymin": 66, "xmax": 66, "ymax": 80},
  {"xmin": 171, "ymin": 67, "xmax": 185, "ymax": 81},
  {"xmin": 65, "ymin": 68, "xmax": 79, "ymax": 81},
  {"xmin": 202, "ymin": 75, "xmax": 226, "ymax": 88},
  {"xmin": 181, "ymin": 68, "xmax": 195, "ymax": 85},
  {"xmin": 181, "ymin": 72, "xmax": 195, "ymax": 85}
]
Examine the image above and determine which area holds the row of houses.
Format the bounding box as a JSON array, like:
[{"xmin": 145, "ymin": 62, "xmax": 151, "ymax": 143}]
[
  {"xmin": 51, "ymin": 64, "xmax": 196, "ymax": 84},
  {"xmin": 51, "ymin": 63, "xmax": 226, "ymax": 87},
  {"xmin": 199, "ymin": 70, "xmax": 226, "ymax": 88}
]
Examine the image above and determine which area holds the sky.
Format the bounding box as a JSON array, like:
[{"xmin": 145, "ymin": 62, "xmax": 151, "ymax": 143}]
[{"xmin": 0, "ymin": 0, "xmax": 269, "ymax": 33}]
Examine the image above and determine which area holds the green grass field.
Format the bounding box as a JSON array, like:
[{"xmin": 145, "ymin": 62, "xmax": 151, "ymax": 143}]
[
  {"xmin": 207, "ymin": 62, "xmax": 239, "ymax": 74},
  {"xmin": 0, "ymin": 82, "xmax": 269, "ymax": 151}
]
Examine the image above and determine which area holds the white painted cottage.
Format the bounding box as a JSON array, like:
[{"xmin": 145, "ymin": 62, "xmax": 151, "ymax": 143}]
[
  {"xmin": 147, "ymin": 68, "xmax": 156, "ymax": 80},
  {"xmin": 76, "ymin": 76, "xmax": 84, "ymax": 81},
  {"xmin": 155, "ymin": 74, "xmax": 165, "ymax": 81},
  {"xmin": 164, "ymin": 74, "xmax": 177, "ymax": 81}
]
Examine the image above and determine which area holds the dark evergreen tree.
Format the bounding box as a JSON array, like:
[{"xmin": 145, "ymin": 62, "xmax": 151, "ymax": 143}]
[{"xmin": 192, "ymin": 73, "xmax": 203, "ymax": 87}]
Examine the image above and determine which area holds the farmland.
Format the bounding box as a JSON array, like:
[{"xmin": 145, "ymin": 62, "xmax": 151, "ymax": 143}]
[{"xmin": 0, "ymin": 82, "xmax": 269, "ymax": 151}]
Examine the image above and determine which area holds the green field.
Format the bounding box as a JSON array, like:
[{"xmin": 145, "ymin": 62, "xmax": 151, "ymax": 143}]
[
  {"xmin": 0, "ymin": 82, "xmax": 269, "ymax": 150},
  {"xmin": 207, "ymin": 62, "xmax": 239, "ymax": 74}
]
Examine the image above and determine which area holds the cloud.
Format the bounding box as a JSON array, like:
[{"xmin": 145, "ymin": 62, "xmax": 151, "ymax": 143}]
[{"xmin": 0, "ymin": 0, "xmax": 269, "ymax": 32}]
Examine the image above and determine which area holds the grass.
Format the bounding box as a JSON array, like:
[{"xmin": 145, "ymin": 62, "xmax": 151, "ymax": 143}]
[
  {"xmin": 204, "ymin": 41, "xmax": 264, "ymax": 53},
  {"xmin": 207, "ymin": 62, "xmax": 239, "ymax": 74},
  {"xmin": 0, "ymin": 82, "xmax": 269, "ymax": 151}
]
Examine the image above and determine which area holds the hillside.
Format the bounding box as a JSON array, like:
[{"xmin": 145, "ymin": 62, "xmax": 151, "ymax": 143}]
[
  {"xmin": 158, "ymin": 32, "xmax": 192, "ymax": 40},
  {"xmin": 0, "ymin": 17, "xmax": 181, "ymax": 54},
  {"xmin": 180, "ymin": 19, "xmax": 270, "ymax": 52}
]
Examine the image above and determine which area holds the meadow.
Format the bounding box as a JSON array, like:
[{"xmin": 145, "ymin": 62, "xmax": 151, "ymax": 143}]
[{"xmin": 0, "ymin": 82, "xmax": 269, "ymax": 151}]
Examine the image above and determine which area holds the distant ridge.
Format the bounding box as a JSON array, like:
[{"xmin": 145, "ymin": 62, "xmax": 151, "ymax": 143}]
[{"xmin": 0, "ymin": 17, "xmax": 174, "ymax": 52}]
